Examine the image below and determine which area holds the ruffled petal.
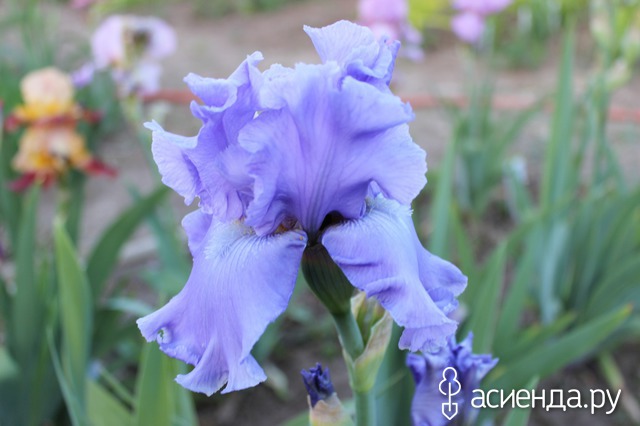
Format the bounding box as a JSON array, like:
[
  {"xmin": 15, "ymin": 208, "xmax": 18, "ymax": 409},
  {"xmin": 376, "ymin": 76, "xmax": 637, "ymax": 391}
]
[
  {"xmin": 147, "ymin": 120, "xmax": 200, "ymax": 206},
  {"xmin": 137, "ymin": 216, "xmax": 307, "ymax": 395},
  {"xmin": 304, "ymin": 20, "xmax": 399, "ymax": 88},
  {"xmin": 240, "ymin": 63, "xmax": 425, "ymax": 237},
  {"xmin": 147, "ymin": 53, "xmax": 263, "ymax": 220},
  {"xmin": 181, "ymin": 209, "xmax": 213, "ymax": 255},
  {"xmin": 321, "ymin": 196, "xmax": 465, "ymax": 352}
]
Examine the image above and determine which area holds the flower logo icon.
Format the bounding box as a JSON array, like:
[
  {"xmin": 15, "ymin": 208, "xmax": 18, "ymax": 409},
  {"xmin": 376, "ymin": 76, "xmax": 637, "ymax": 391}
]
[{"xmin": 439, "ymin": 366, "xmax": 462, "ymax": 421}]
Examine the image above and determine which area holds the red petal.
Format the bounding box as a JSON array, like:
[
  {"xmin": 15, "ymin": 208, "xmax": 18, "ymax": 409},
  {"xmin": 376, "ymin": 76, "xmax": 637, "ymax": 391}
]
[
  {"xmin": 4, "ymin": 114, "xmax": 22, "ymax": 132},
  {"xmin": 8, "ymin": 173, "xmax": 37, "ymax": 192},
  {"xmin": 83, "ymin": 159, "xmax": 117, "ymax": 177}
]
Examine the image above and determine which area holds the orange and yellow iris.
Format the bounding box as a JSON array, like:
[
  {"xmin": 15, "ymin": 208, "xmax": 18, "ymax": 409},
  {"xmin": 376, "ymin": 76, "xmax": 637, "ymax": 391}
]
[{"xmin": 8, "ymin": 67, "xmax": 114, "ymax": 188}]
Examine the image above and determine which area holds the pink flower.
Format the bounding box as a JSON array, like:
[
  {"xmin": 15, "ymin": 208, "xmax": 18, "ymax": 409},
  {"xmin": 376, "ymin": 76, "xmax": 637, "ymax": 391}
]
[
  {"xmin": 357, "ymin": 0, "xmax": 423, "ymax": 60},
  {"xmin": 451, "ymin": 11, "xmax": 486, "ymax": 43},
  {"xmin": 451, "ymin": 0, "xmax": 512, "ymax": 44},
  {"xmin": 71, "ymin": 0, "xmax": 100, "ymax": 9}
]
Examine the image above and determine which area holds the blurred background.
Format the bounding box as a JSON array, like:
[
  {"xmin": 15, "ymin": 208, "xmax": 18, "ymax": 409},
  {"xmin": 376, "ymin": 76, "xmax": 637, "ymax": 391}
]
[{"xmin": 0, "ymin": 0, "xmax": 639, "ymax": 425}]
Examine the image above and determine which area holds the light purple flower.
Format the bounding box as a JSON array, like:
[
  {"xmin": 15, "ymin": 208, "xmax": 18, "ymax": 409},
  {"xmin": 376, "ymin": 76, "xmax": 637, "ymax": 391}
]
[
  {"xmin": 71, "ymin": 62, "xmax": 96, "ymax": 89},
  {"xmin": 137, "ymin": 20, "xmax": 466, "ymax": 396},
  {"xmin": 89, "ymin": 15, "xmax": 176, "ymax": 95},
  {"xmin": 357, "ymin": 0, "xmax": 424, "ymax": 61},
  {"xmin": 451, "ymin": 12, "xmax": 486, "ymax": 44},
  {"xmin": 407, "ymin": 333, "xmax": 498, "ymax": 426},
  {"xmin": 451, "ymin": 0, "xmax": 512, "ymax": 44}
]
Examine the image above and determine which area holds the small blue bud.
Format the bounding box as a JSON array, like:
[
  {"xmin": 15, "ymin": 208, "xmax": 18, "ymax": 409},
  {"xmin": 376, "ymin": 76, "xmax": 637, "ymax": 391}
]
[{"xmin": 301, "ymin": 363, "xmax": 335, "ymax": 407}]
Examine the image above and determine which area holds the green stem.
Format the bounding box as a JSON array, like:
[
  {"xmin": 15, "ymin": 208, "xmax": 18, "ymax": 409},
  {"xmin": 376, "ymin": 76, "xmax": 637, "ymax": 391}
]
[
  {"xmin": 353, "ymin": 389, "xmax": 375, "ymax": 426},
  {"xmin": 333, "ymin": 311, "xmax": 363, "ymax": 359},
  {"xmin": 332, "ymin": 311, "xmax": 375, "ymax": 426}
]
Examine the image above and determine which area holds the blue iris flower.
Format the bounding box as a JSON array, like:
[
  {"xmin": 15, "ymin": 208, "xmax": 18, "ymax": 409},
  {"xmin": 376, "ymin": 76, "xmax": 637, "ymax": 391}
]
[
  {"xmin": 407, "ymin": 333, "xmax": 498, "ymax": 426},
  {"xmin": 137, "ymin": 20, "xmax": 467, "ymax": 395}
]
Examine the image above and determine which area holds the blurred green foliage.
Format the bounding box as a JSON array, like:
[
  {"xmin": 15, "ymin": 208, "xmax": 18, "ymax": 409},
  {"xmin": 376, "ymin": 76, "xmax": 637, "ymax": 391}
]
[{"xmin": 417, "ymin": 8, "xmax": 640, "ymax": 423}]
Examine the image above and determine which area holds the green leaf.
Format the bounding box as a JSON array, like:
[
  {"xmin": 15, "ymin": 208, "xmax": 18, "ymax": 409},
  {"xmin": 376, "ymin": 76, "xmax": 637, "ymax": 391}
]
[
  {"xmin": 134, "ymin": 344, "xmax": 176, "ymax": 426},
  {"xmin": 0, "ymin": 122, "xmax": 20, "ymax": 243},
  {"xmin": 428, "ymin": 136, "xmax": 456, "ymax": 256},
  {"xmin": 86, "ymin": 186, "xmax": 169, "ymax": 302},
  {"xmin": 47, "ymin": 330, "xmax": 86, "ymax": 426},
  {"xmin": 10, "ymin": 185, "xmax": 40, "ymax": 365},
  {"xmin": 501, "ymin": 377, "xmax": 539, "ymax": 426},
  {"xmin": 498, "ymin": 313, "xmax": 575, "ymax": 362},
  {"xmin": 87, "ymin": 380, "xmax": 133, "ymax": 426},
  {"xmin": 540, "ymin": 21, "xmax": 576, "ymax": 208},
  {"xmin": 450, "ymin": 206, "xmax": 476, "ymax": 282},
  {"xmin": 374, "ymin": 325, "xmax": 413, "ymax": 426},
  {"xmin": 54, "ymin": 218, "xmax": 93, "ymax": 411},
  {"xmin": 464, "ymin": 242, "xmax": 506, "ymax": 353},
  {"xmin": 104, "ymin": 297, "xmax": 154, "ymax": 317},
  {"xmin": 494, "ymin": 237, "xmax": 538, "ymax": 343},
  {"xmin": 488, "ymin": 305, "xmax": 631, "ymax": 391},
  {"xmin": 0, "ymin": 347, "xmax": 21, "ymax": 426},
  {"xmin": 584, "ymin": 255, "xmax": 640, "ymax": 320},
  {"xmin": 538, "ymin": 220, "xmax": 569, "ymax": 323}
]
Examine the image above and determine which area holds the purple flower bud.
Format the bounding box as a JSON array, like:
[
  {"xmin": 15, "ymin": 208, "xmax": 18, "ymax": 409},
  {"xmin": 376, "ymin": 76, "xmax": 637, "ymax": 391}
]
[{"xmin": 301, "ymin": 363, "xmax": 336, "ymax": 407}]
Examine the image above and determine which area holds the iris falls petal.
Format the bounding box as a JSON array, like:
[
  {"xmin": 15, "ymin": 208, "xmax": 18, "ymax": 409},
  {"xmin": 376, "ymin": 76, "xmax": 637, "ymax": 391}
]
[
  {"xmin": 321, "ymin": 196, "xmax": 467, "ymax": 352},
  {"xmin": 137, "ymin": 215, "xmax": 307, "ymax": 395}
]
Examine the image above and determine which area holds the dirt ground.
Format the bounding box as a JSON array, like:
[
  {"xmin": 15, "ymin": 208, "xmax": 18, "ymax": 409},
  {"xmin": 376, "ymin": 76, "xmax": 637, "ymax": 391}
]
[{"xmin": 17, "ymin": 0, "xmax": 640, "ymax": 424}]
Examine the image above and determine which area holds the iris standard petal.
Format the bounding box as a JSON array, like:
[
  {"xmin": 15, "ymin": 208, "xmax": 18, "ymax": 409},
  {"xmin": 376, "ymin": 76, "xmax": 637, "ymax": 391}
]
[
  {"xmin": 304, "ymin": 20, "xmax": 399, "ymax": 88},
  {"xmin": 321, "ymin": 196, "xmax": 464, "ymax": 352},
  {"xmin": 240, "ymin": 63, "xmax": 425, "ymax": 237},
  {"xmin": 137, "ymin": 217, "xmax": 307, "ymax": 395},
  {"xmin": 147, "ymin": 120, "xmax": 199, "ymax": 203},
  {"xmin": 147, "ymin": 54, "xmax": 263, "ymax": 219}
]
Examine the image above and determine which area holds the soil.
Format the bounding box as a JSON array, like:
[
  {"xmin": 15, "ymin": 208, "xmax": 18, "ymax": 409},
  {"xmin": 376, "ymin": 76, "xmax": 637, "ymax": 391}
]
[{"xmin": 6, "ymin": 0, "xmax": 640, "ymax": 425}]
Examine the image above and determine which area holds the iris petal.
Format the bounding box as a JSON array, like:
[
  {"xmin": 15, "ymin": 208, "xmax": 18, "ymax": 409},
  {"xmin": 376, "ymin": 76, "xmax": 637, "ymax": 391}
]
[
  {"xmin": 304, "ymin": 20, "xmax": 399, "ymax": 88},
  {"xmin": 321, "ymin": 196, "xmax": 466, "ymax": 352},
  {"xmin": 146, "ymin": 53, "xmax": 263, "ymax": 220},
  {"xmin": 137, "ymin": 214, "xmax": 307, "ymax": 395},
  {"xmin": 240, "ymin": 63, "xmax": 425, "ymax": 237},
  {"xmin": 407, "ymin": 334, "xmax": 498, "ymax": 426}
]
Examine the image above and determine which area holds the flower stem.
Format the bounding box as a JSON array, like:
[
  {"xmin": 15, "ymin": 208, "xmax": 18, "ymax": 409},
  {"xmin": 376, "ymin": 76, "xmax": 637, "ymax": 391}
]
[
  {"xmin": 333, "ymin": 311, "xmax": 363, "ymax": 359},
  {"xmin": 332, "ymin": 311, "xmax": 375, "ymax": 426}
]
